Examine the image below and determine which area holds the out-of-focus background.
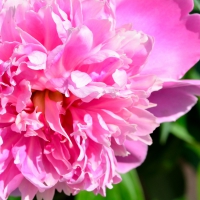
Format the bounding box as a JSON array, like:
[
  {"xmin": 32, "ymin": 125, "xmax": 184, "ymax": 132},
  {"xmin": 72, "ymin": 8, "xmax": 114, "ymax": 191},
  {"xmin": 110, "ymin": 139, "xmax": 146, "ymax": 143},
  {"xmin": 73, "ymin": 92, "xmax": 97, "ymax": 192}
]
[{"xmin": 8, "ymin": 1, "xmax": 200, "ymax": 200}]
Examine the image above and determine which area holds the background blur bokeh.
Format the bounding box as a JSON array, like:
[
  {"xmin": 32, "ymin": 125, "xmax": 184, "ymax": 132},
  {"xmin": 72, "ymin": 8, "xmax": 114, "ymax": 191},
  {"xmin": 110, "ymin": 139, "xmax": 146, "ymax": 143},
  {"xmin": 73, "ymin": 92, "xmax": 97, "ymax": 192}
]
[{"xmin": 8, "ymin": 1, "xmax": 200, "ymax": 200}]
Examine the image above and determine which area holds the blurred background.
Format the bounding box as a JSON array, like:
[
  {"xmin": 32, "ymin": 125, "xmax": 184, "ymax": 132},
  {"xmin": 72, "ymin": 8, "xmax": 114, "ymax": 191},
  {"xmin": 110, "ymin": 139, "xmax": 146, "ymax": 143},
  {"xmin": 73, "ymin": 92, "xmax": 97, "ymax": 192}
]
[{"xmin": 8, "ymin": 0, "xmax": 200, "ymax": 200}]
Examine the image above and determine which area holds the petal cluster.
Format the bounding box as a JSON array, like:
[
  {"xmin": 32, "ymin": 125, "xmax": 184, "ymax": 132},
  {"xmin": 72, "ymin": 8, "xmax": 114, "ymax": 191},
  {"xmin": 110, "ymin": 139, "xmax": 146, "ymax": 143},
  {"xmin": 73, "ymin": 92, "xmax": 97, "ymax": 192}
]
[{"xmin": 0, "ymin": 0, "xmax": 200, "ymax": 199}]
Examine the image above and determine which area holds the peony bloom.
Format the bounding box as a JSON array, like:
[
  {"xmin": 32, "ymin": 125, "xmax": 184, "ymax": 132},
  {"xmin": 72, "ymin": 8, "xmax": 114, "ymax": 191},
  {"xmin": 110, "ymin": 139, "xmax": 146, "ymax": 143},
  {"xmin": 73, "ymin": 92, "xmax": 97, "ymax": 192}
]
[{"xmin": 0, "ymin": 0, "xmax": 200, "ymax": 199}]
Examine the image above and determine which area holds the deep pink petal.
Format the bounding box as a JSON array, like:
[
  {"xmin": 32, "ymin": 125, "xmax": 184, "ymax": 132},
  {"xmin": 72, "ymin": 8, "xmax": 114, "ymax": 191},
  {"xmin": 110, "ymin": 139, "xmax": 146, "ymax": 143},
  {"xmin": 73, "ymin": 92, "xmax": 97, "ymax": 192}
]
[
  {"xmin": 42, "ymin": 7, "xmax": 63, "ymax": 50},
  {"xmin": 173, "ymin": 0, "xmax": 193, "ymax": 18},
  {"xmin": 0, "ymin": 162, "xmax": 23, "ymax": 200},
  {"xmin": 62, "ymin": 26, "xmax": 93, "ymax": 71}
]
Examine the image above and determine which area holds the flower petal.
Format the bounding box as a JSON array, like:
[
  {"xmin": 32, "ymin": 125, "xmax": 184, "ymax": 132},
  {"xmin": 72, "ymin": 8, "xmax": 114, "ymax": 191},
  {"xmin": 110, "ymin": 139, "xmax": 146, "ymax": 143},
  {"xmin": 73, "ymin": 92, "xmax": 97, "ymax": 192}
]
[
  {"xmin": 116, "ymin": 0, "xmax": 200, "ymax": 79},
  {"xmin": 116, "ymin": 140, "xmax": 148, "ymax": 173},
  {"xmin": 148, "ymin": 80, "xmax": 200, "ymax": 123}
]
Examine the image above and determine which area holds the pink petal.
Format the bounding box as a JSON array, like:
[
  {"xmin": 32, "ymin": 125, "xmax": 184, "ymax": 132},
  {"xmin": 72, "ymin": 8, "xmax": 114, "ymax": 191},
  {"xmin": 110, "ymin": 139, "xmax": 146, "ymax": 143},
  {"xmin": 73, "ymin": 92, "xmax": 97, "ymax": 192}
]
[
  {"xmin": 62, "ymin": 26, "xmax": 93, "ymax": 71},
  {"xmin": 71, "ymin": 70, "xmax": 92, "ymax": 88},
  {"xmin": 173, "ymin": 0, "xmax": 193, "ymax": 18},
  {"xmin": 17, "ymin": 11, "xmax": 45, "ymax": 44},
  {"xmin": 19, "ymin": 179, "xmax": 38, "ymax": 200},
  {"xmin": 1, "ymin": 9, "xmax": 21, "ymax": 42},
  {"xmin": 116, "ymin": 0, "xmax": 200, "ymax": 79},
  {"xmin": 0, "ymin": 162, "xmax": 23, "ymax": 200},
  {"xmin": 36, "ymin": 187, "xmax": 55, "ymax": 200},
  {"xmin": 28, "ymin": 51, "xmax": 47, "ymax": 69},
  {"xmin": 0, "ymin": 42, "xmax": 18, "ymax": 61},
  {"xmin": 127, "ymin": 107, "xmax": 158, "ymax": 144},
  {"xmin": 112, "ymin": 69, "xmax": 127, "ymax": 87},
  {"xmin": 42, "ymin": 7, "xmax": 62, "ymax": 50},
  {"xmin": 1, "ymin": 0, "xmax": 200, "ymax": 197},
  {"xmin": 84, "ymin": 19, "xmax": 112, "ymax": 46},
  {"xmin": 148, "ymin": 80, "xmax": 200, "ymax": 123},
  {"xmin": 12, "ymin": 137, "xmax": 51, "ymax": 190},
  {"xmin": 45, "ymin": 92, "xmax": 71, "ymax": 143},
  {"xmin": 116, "ymin": 140, "xmax": 148, "ymax": 173}
]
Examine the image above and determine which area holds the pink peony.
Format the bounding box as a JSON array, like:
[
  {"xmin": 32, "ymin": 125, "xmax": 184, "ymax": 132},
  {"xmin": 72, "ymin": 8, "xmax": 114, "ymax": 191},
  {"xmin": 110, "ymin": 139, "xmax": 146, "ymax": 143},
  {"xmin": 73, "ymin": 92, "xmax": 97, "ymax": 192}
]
[{"xmin": 0, "ymin": 0, "xmax": 200, "ymax": 199}]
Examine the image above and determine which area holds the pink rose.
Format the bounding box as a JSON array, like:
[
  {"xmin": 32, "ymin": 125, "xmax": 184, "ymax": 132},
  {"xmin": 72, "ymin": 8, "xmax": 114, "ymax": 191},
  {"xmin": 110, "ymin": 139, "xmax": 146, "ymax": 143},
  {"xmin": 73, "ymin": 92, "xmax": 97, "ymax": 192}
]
[{"xmin": 0, "ymin": 0, "xmax": 200, "ymax": 199}]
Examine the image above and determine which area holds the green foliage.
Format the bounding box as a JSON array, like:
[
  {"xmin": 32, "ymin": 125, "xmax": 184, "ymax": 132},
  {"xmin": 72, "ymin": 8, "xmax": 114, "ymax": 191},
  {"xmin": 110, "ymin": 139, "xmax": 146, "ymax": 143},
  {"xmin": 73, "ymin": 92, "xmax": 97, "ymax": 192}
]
[
  {"xmin": 194, "ymin": 0, "xmax": 200, "ymax": 12},
  {"xmin": 160, "ymin": 122, "xmax": 172, "ymax": 144},
  {"xmin": 75, "ymin": 170, "xmax": 145, "ymax": 200},
  {"xmin": 8, "ymin": 197, "xmax": 21, "ymax": 200},
  {"xmin": 170, "ymin": 123, "xmax": 195, "ymax": 144}
]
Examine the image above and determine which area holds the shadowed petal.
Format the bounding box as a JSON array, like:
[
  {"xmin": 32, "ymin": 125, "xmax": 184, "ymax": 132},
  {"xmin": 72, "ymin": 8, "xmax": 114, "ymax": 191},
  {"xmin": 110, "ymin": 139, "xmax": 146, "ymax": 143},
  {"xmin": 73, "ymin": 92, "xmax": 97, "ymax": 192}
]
[
  {"xmin": 148, "ymin": 80, "xmax": 200, "ymax": 123},
  {"xmin": 116, "ymin": 140, "xmax": 148, "ymax": 174}
]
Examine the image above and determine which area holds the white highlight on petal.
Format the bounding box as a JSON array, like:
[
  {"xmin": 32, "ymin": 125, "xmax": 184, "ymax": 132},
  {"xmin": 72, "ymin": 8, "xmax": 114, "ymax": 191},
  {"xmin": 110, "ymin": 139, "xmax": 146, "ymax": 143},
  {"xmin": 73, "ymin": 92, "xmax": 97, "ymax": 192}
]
[
  {"xmin": 71, "ymin": 70, "xmax": 92, "ymax": 88},
  {"xmin": 112, "ymin": 69, "xmax": 127, "ymax": 87}
]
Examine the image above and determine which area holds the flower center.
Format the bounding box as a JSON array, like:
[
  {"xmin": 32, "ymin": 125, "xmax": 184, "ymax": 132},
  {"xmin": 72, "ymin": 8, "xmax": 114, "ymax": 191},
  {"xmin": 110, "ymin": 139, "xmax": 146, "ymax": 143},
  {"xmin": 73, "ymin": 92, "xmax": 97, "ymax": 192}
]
[{"xmin": 32, "ymin": 90, "xmax": 64, "ymax": 112}]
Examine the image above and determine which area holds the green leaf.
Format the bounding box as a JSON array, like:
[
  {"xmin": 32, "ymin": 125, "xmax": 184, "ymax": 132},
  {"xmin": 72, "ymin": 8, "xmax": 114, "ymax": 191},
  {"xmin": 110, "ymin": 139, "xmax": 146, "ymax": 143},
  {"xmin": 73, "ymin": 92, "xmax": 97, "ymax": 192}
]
[
  {"xmin": 185, "ymin": 143, "xmax": 200, "ymax": 158},
  {"xmin": 75, "ymin": 170, "xmax": 145, "ymax": 200},
  {"xmin": 119, "ymin": 170, "xmax": 144, "ymax": 200},
  {"xmin": 160, "ymin": 122, "xmax": 172, "ymax": 145},
  {"xmin": 173, "ymin": 197, "xmax": 186, "ymax": 200},
  {"xmin": 170, "ymin": 123, "xmax": 195, "ymax": 144},
  {"xmin": 196, "ymin": 97, "xmax": 200, "ymax": 116},
  {"xmin": 8, "ymin": 197, "xmax": 21, "ymax": 200},
  {"xmin": 75, "ymin": 190, "xmax": 101, "ymax": 200},
  {"xmin": 194, "ymin": 0, "xmax": 200, "ymax": 12}
]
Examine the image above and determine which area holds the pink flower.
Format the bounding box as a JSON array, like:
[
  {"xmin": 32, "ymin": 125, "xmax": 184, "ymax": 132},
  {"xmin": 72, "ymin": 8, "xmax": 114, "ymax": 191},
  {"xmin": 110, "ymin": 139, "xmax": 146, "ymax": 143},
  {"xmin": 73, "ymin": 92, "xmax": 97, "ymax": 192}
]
[{"xmin": 0, "ymin": 0, "xmax": 200, "ymax": 199}]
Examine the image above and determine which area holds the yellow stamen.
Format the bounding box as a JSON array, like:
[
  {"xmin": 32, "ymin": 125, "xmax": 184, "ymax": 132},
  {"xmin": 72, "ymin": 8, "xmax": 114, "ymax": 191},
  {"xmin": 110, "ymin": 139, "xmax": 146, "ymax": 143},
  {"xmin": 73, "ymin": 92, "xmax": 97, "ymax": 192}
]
[
  {"xmin": 32, "ymin": 90, "xmax": 63, "ymax": 112},
  {"xmin": 32, "ymin": 90, "xmax": 45, "ymax": 113}
]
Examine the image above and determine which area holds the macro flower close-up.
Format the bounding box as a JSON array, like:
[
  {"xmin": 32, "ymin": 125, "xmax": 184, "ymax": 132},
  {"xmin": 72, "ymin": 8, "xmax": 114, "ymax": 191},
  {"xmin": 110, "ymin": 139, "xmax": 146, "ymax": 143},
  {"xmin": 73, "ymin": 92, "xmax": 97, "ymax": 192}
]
[{"xmin": 1, "ymin": 0, "xmax": 200, "ymax": 199}]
